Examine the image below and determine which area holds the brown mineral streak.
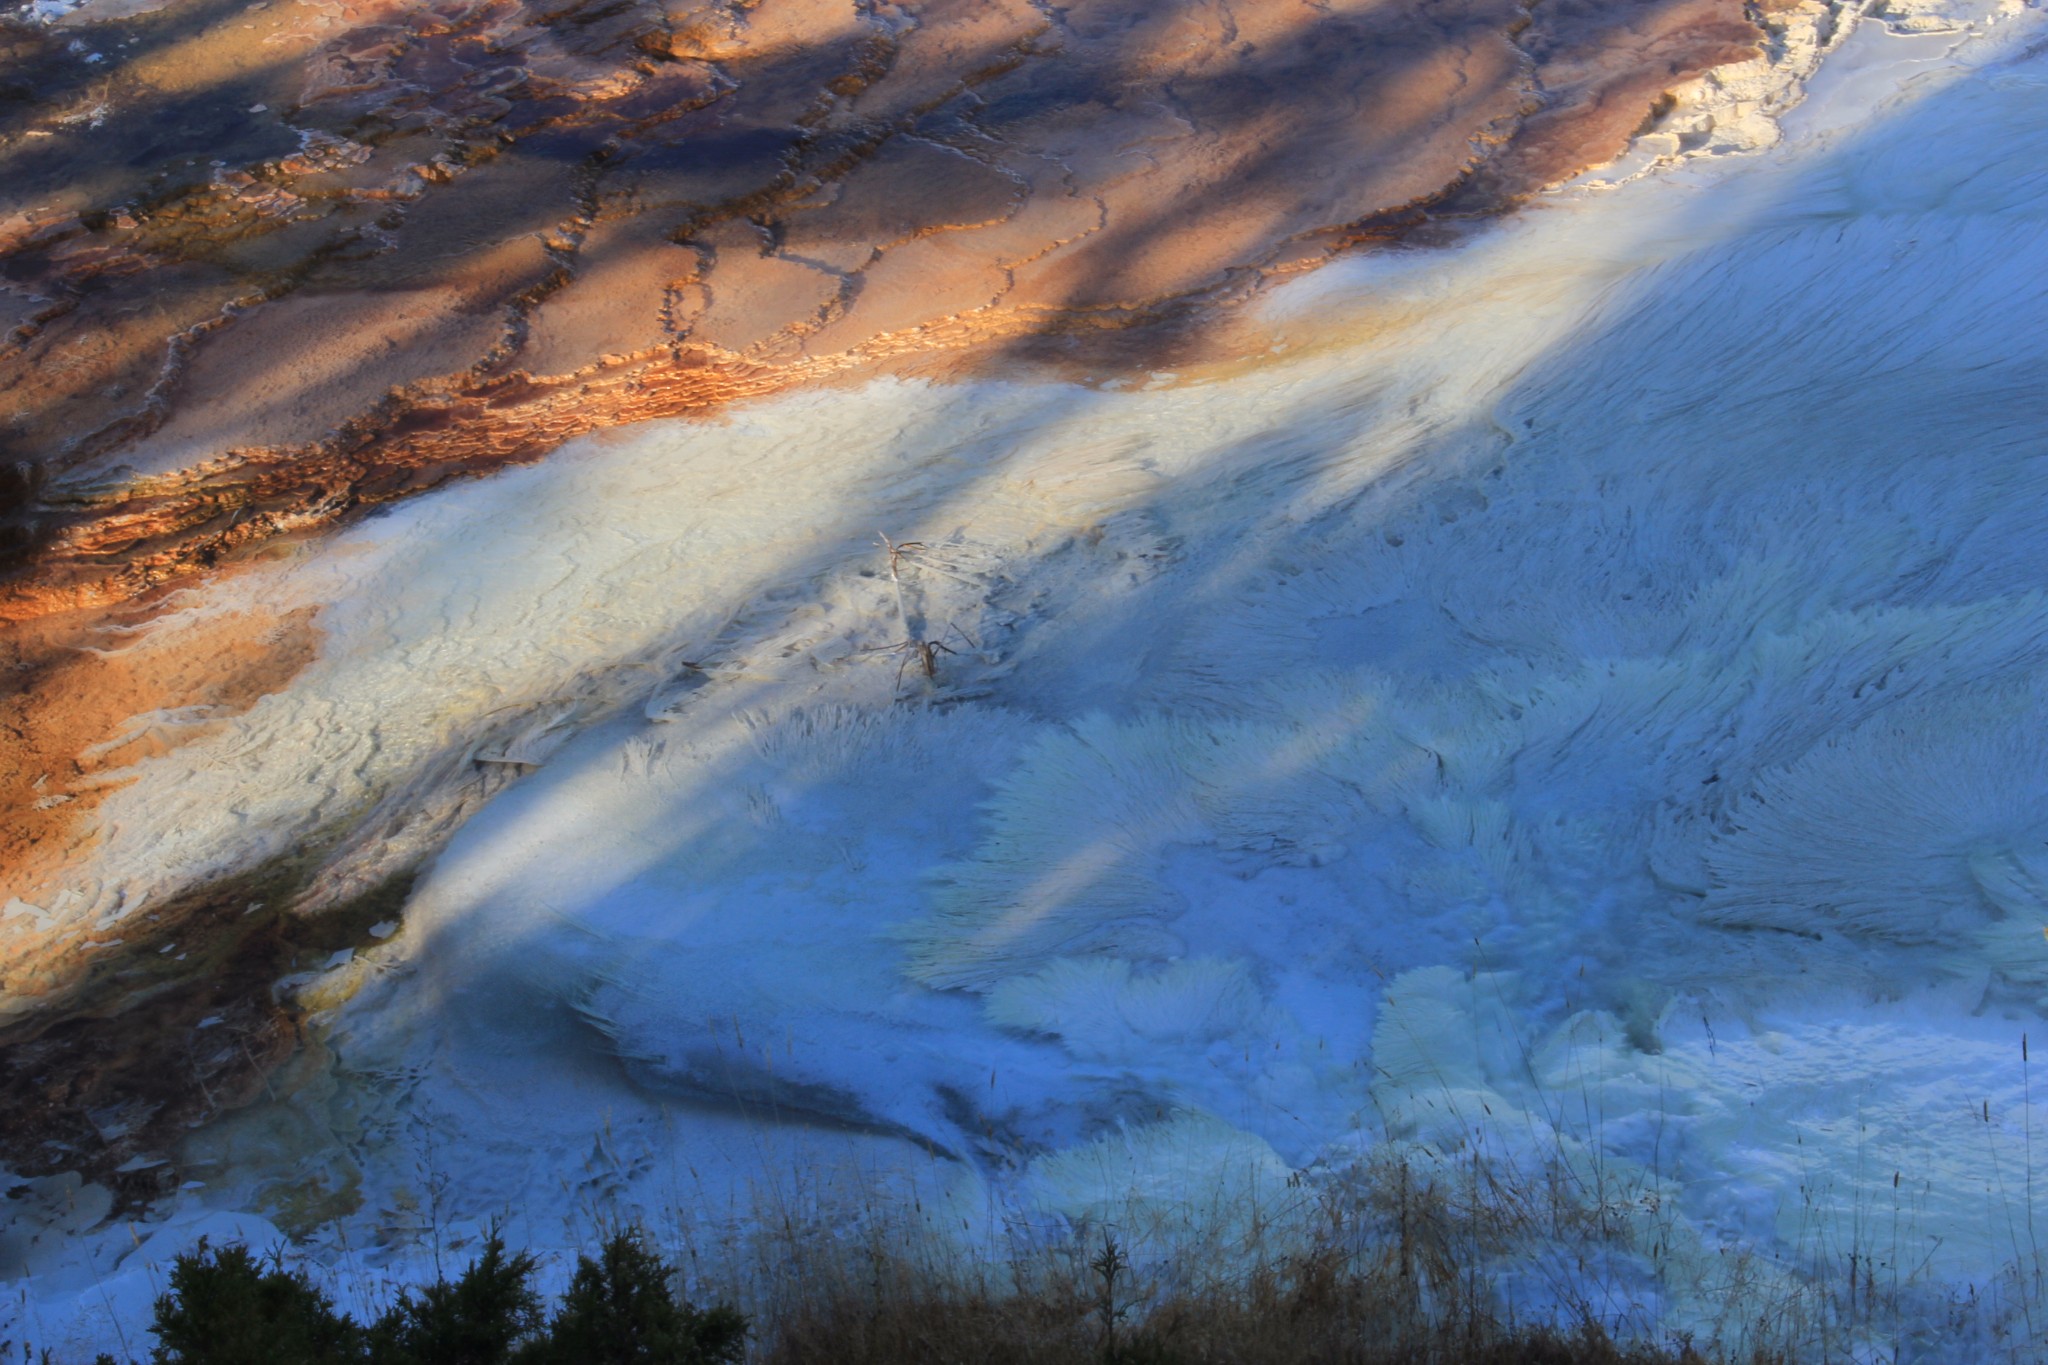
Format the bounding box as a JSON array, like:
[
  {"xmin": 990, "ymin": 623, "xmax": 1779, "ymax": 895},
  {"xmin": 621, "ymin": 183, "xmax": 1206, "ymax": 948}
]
[
  {"xmin": 0, "ymin": 0, "xmax": 1764, "ymax": 1184},
  {"xmin": 0, "ymin": 584, "xmax": 337, "ymax": 1194},
  {"xmin": 0, "ymin": 585, "xmax": 324, "ymax": 980}
]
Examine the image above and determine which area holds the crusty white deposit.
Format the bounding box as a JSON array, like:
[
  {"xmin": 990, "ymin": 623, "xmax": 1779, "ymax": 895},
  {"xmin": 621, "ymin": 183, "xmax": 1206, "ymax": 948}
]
[{"xmin": 7, "ymin": 0, "xmax": 2048, "ymax": 1357}]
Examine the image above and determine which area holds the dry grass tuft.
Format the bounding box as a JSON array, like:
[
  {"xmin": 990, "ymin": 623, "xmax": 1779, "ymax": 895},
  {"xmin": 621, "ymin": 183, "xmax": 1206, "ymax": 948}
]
[{"xmin": 747, "ymin": 1156, "xmax": 1794, "ymax": 1365}]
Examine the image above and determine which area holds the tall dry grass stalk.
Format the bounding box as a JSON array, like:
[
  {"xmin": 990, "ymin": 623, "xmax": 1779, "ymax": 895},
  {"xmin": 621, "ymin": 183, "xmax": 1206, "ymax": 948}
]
[{"xmin": 713, "ymin": 1147, "xmax": 1806, "ymax": 1365}]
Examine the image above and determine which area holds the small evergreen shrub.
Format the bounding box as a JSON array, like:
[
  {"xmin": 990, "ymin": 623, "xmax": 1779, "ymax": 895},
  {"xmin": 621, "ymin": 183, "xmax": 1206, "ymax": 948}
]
[
  {"xmin": 122, "ymin": 1229, "xmax": 745, "ymax": 1365},
  {"xmin": 146, "ymin": 1241, "xmax": 361, "ymax": 1365},
  {"xmin": 366, "ymin": 1230, "xmax": 543, "ymax": 1365},
  {"xmin": 517, "ymin": 1230, "xmax": 746, "ymax": 1365}
]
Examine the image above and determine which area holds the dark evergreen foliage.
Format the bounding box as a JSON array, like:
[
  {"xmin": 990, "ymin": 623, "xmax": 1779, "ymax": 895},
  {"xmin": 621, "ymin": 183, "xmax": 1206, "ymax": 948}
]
[
  {"xmin": 515, "ymin": 1230, "xmax": 746, "ymax": 1365},
  {"xmin": 109, "ymin": 1230, "xmax": 744, "ymax": 1365},
  {"xmin": 366, "ymin": 1230, "xmax": 544, "ymax": 1365},
  {"xmin": 145, "ymin": 1242, "xmax": 361, "ymax": 1365}
]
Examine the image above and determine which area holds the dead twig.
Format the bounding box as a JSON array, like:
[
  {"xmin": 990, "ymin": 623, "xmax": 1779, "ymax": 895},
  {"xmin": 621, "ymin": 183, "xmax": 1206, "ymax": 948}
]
[
  {"xmin": 893, "ymin": 638, "xmax": 955, "ymax": 692},
  {"xmin": 876, "ymin": 532, "xmax": 926, "ymax": 631}
]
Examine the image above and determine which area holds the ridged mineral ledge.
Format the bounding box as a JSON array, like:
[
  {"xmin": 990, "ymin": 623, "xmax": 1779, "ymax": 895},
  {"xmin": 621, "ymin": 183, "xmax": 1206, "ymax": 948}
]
[{"xmin": 0, "ymin": 0, "xmax": 1771, "ymax": 619}]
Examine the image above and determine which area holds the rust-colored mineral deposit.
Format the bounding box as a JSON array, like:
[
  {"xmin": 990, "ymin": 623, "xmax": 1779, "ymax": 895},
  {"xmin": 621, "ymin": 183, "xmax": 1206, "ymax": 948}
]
[{"xmin": 2, "ymin": 0, "xmax": 1762, "ymax": 622}]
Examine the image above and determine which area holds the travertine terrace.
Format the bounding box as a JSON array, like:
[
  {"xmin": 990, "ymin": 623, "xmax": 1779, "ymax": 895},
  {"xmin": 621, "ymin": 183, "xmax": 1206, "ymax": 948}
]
[
  {"xmin": 0, "ymin": 0, "xmax": 1770, "ymax": 1177},
  {"xmin": 2, "ymin": 0, "xmax": 1765, "ymax": 618},
  {"xmin": 12, "ymin": 0, "xmax": 2048, "ymax": 1356}
]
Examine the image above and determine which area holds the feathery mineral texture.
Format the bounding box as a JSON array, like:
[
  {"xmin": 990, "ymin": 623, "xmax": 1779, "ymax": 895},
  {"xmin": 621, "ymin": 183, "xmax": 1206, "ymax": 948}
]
[{"xmin": 0, "ymin": 0, "xmax": 1775, "ymax": 1201}]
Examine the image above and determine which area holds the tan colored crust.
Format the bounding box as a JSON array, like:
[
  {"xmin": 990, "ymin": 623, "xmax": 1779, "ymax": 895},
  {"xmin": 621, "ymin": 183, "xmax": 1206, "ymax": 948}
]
[{"xmin": 0, "ymin": 0, "xmax": 1759, "ymax": 621}]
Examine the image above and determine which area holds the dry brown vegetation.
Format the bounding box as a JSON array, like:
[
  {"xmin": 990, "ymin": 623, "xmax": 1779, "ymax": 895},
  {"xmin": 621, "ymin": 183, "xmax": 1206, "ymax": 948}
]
[
  {"xmin": 738, "ymin": 1155, "xmax": 1811, "ymax": 1365},
  {"xmin": 758, "ymin": 1250, "xmax": 1744, "ymax": 1365}
]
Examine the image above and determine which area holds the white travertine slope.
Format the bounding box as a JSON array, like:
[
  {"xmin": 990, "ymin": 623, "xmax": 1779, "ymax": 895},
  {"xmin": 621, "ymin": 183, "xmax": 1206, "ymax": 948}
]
[{"xmin": 7, "ymin": 0, "xmax": 2048, "ymax": 1356}]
